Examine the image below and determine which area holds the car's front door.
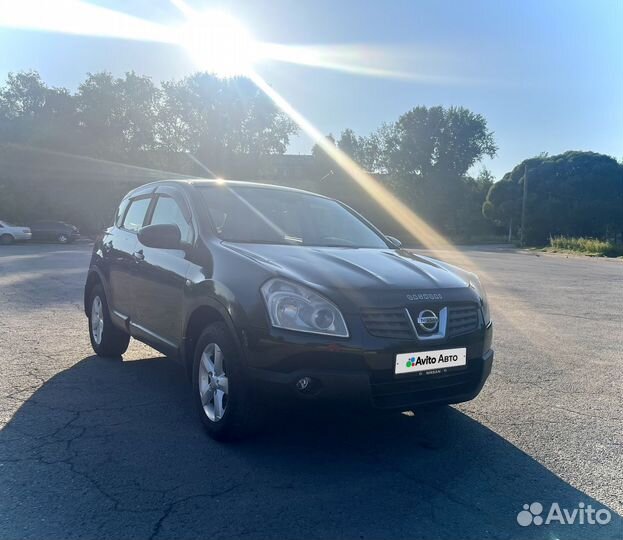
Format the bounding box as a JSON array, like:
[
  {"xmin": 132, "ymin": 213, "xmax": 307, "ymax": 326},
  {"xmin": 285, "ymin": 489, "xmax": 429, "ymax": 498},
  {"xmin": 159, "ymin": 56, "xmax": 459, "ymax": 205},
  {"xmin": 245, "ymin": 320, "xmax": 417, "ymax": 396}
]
[
  {"xmin": 106, "ymin": 195, "xmax": 152, "ymax": 324},
  {"xmin": 131, "ymin": 188, "xmax": 193, "ymax": 352}
]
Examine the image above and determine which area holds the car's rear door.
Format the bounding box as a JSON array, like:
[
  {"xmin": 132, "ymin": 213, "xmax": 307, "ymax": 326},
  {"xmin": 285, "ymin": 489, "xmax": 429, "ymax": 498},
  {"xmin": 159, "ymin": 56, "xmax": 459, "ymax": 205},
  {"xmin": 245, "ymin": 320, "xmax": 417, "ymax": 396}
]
[{"xmin": 131, "ymin": 187, "xmax": 193, "ymax": 352}]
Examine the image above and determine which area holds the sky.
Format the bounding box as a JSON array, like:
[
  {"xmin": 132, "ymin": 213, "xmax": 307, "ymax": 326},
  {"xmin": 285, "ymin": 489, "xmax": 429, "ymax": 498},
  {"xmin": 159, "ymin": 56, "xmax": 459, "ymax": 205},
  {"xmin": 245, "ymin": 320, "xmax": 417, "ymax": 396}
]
[{"xmin": 0, "ymin": 0, "xmax": 621, "ymax": 179}]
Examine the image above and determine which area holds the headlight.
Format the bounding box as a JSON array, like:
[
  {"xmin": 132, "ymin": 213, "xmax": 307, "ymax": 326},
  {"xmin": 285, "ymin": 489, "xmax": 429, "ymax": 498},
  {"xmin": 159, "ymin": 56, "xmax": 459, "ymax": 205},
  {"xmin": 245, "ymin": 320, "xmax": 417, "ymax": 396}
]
[
  {"xmin": 469, "ymin": 274, "xmax": 491, "ymax": 326},
  {"xmin": 261, "ymin": 278, "xmax": 349, "ymax": 337}
]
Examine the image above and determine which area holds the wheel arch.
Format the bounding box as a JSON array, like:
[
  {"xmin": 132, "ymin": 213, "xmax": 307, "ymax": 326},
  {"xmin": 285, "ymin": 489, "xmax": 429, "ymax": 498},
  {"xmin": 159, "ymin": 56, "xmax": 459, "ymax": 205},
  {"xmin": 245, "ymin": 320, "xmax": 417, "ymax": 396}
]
[
  {"xmin": 84, "ymin": 268, "xmax": 105, "ymax": 316},
  {"xmin": 183, "ymin": 300, "xmax": 245, "ymax": 379}
]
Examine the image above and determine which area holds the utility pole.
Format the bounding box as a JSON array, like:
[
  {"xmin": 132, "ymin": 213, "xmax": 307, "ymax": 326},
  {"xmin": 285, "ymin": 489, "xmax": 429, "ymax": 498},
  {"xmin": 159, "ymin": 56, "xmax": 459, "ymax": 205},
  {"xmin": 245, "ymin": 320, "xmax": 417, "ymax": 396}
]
[{"xmin": 520, "ymin": 164, "xmax": 528, "ymax": 247}]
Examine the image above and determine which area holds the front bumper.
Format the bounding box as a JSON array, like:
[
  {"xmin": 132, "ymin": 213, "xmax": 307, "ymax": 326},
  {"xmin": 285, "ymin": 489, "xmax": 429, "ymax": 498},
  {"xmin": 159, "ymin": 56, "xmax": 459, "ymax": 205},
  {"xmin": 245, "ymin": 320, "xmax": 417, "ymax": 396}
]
[
  {"xmin": 245, "ymin": 323, "xmax": 494, "ymax": 410},
  {"xmin": 13, "ymin": 232, "xmax": 32, "ymax": 241}
]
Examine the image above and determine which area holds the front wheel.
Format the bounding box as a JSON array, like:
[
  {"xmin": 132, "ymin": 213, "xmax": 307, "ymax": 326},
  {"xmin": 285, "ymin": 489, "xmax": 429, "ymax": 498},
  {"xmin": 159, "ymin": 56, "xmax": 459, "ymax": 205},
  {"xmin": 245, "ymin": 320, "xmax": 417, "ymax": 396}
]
[
  {"xmin": 192, "ymin": 322, "xmax": 262, "ymax": 441},
  {"xmin": 88, "ymin": 284, "xmax": 130, "ymax": 357},
  {"xmin": 0, "ymin": 234, "xmax": 14, "ymax": 245},
  {"xmin": 57, "ymin": 233, "xmax": 69, "ymax": 244}
]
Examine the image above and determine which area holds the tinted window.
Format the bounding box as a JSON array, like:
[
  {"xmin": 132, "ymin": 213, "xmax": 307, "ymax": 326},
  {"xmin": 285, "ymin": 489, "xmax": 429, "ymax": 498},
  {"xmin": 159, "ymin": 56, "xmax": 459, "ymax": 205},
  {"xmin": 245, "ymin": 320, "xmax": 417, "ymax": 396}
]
[
  {"xmin": 200, "ymin": 186, "xmax": 387, "ymax": 248},
  {"xmin": 115, "ymin": 199, "xmax": 131, "ymax": 227},
  {"xmin": 149, "ymin": 196, "xmax": 193, "ymax": 244},
  {"xmin": 121, "ymin": 197, "xmax": 151, "ymax": 232}
]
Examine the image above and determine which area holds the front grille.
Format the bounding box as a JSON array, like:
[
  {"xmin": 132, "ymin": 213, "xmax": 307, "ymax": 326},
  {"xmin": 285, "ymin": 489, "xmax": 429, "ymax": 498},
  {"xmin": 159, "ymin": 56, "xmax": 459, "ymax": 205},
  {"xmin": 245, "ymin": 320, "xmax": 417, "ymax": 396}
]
[
  {"xmin": 447, "ymin": 305, "xmax": 480, "ymax": 337},
  {"xmin": 361, "ymin": 303, "xmax": 481, "ymax": 340},
  {"xmin": 361, "ymin": 308, "xmax": 413, "ymax": 339}
]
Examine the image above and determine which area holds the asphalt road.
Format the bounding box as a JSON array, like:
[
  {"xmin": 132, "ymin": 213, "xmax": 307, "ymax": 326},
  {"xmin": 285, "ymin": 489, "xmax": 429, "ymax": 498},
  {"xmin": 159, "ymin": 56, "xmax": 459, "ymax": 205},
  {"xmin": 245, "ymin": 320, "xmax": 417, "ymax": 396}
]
[{"xmin": 0, "ymin": 243, "xmax": 621, "ymax": 540}]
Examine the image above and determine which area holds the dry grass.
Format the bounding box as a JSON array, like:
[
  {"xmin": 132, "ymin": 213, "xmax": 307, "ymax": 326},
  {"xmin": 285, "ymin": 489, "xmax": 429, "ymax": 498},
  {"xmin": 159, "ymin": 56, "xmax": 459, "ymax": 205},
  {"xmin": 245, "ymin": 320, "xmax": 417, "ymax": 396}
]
[{"xmin": 548, "ymin": 236, "xmax": 623, "ymax": 257}]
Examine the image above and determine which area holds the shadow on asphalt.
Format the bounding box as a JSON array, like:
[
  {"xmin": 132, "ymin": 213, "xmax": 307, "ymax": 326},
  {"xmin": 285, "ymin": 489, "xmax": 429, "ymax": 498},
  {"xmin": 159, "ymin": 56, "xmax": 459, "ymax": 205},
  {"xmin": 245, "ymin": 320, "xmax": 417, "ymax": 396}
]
[{"xmin": 1, "ymin": 356, "xmax": 621, "ymax": 540}]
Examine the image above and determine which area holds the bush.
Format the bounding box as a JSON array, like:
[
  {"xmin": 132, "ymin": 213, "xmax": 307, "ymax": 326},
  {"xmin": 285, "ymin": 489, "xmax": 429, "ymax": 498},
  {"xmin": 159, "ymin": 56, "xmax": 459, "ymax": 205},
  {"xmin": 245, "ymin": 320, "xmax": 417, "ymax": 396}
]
[{"xmin": 549, "ymin": 236, "xmax": 623, "ymax": 257}]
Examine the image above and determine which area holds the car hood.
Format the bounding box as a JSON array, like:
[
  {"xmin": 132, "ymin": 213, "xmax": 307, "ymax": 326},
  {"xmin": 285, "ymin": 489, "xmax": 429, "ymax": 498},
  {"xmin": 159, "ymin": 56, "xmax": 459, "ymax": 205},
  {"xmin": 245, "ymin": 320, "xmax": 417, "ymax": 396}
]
[{"xmin": 223, "ymin": 243, "xmax": 470, "ymax": 293}]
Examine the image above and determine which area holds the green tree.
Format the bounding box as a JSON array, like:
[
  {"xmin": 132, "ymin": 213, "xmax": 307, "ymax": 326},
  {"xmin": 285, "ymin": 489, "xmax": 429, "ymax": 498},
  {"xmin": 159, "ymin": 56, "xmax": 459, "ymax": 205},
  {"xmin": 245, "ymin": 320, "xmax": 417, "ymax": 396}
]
[
  {"xmin": 453, "ymin": 167, "xmax": 497, "ymax": 240},
  {"xmin": 311, "ymin": 133, "xmax": 337, "ymax": 179},
  {"xmin": 0, "ymin": 71, "xmax": 51, "ymax": 144},
  {"xmin": 157, "ymin": 74, "xmax": 297, "ymax": 167},
  {"xmin": 337, "ymin": 128, "xmax": 361, "ymax": 159},
  {"xmin": 0, "ymin": 70, "xmax": 298, "ymax": 170},
  {"xmin": 379, "ymin": 105, "xmax": 497, "ymax": 234},
  {"xmin": 483, "ymin": 151, "xmax": 623, "ymax": 244},
  {"xmin": 382, "ymin": 106, "xmax": 496, "ymax": 179},
  {"xmin": 0, "ymin": 71, "xmax": 81, "ymax": 152},
  {"xmin": 311, "ymin": 133, "xmax": 336, "ymax": 159},
  {"xmin": 75, "ymin": 71, "xmax": 160, "ymax": 159}
]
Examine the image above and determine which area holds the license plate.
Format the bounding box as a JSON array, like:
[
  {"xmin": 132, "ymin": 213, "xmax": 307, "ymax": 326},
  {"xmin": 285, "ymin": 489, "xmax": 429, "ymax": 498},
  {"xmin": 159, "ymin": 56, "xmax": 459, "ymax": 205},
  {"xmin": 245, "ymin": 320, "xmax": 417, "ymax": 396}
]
[{"xmin": 395, "ymin": 347, "xmax": 467, "ymax": 375}]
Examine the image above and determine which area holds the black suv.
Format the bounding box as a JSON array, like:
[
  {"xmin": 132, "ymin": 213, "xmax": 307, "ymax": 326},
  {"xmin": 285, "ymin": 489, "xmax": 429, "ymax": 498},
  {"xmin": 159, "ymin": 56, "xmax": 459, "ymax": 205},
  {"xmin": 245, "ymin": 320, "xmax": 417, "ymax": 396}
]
[
  {"xmin": 84, "ymin": 180, "xmax": 493, "ymax": 440},
  {"xmin": 30, "ymin": 220, "xmax": 80, "ymax": 243}
]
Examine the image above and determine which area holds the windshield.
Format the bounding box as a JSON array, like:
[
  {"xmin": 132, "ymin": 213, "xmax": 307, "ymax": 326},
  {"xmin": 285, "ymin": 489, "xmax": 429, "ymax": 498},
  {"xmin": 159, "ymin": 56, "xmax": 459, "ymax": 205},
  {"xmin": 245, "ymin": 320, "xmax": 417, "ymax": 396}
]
[{"xmin": 200, "ymin": 185, "xmax": 389, "ymax": 248}]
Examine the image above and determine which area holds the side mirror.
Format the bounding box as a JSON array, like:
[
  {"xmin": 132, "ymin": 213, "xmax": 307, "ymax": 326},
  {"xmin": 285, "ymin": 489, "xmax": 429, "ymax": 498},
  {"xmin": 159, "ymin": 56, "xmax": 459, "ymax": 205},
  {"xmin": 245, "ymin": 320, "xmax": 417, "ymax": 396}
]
[
  {"xmin": 138, "ymin": 224, "xmax": 182, "ymax": 250},
  {"xmin": 386, "ymin": 235, "xmax": 402, "ymax": 248}
]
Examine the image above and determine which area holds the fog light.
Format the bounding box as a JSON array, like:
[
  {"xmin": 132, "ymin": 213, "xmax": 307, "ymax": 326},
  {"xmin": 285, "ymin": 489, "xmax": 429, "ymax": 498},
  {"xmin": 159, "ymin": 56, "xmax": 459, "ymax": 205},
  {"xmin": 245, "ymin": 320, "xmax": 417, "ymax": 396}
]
[{"xmin": 295, "ymin": 376, "xmax": 312, "ymax": 392}]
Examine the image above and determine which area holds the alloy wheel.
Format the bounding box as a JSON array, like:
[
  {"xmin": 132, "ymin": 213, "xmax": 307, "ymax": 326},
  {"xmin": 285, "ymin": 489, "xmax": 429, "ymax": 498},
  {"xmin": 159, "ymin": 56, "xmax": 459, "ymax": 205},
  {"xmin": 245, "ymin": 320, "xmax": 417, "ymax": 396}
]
[
  {"xmin": 90, "ymin": 296, "xmax": 104, "ymax": 345},
  {"xmin": 198, "ymin": 342, "xmax": 229, "ymax": 421}
]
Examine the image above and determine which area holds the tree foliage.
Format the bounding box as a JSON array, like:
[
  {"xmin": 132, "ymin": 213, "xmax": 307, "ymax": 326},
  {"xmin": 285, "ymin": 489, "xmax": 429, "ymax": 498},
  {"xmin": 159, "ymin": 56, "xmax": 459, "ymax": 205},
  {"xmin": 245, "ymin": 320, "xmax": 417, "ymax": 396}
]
[
  {"xmin": 0, "ymin": 70, "xmax": 298, "ymax": 166},
  {"xmin": 383, "ymin": 106, "xmax": 497, "ymax": 180},
  {"xmin": 327, "ymin": 106, "xmax": 498, "ymax": 237},
  {"xmin": 483, "ymin": 151, "xmax": 623, "ymax": 243}
]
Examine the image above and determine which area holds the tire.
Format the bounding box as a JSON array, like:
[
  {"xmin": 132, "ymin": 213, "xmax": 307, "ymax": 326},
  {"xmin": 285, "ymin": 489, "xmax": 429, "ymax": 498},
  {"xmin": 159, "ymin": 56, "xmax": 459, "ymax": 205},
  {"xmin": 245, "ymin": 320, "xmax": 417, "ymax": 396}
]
[
  {"xmin": 87, "ymin": 284, "xmax": 130, "ymax": 357},
  {"xmin": 57, "ymin": 233, "xmax": 69, "ymax": 244},
  {"xmin": 0, "ymin": 234, "xmax": 14, "ymax": 245},
  {"xmin": 192, "ymin": 322, "xmax": 262, "ymax": 441}
]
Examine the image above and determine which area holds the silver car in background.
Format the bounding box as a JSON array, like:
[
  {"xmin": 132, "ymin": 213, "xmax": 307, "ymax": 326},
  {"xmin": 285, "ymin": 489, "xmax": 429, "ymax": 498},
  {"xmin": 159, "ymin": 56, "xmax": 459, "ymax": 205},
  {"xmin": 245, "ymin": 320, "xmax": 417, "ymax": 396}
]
[{"xmin": 0, "ymin": 220, "xmax": 32, "ymax": 244}]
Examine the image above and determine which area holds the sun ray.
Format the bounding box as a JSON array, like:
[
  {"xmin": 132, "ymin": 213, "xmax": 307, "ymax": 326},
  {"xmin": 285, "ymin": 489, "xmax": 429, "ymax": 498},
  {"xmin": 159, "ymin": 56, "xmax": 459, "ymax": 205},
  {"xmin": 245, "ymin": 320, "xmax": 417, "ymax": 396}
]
[
  {"xmin": 0, "ymin": 2, "xmax": 497, "ymax": 85},
  {"xmin": 245, "ymin": 69, "xmax": 556, "ymax": 343},
  {"xmin": 247, "ymin": 69, "xmax": 481, "ymax": 268},
  {"xmin": 168, "ymin": 0, "xmax": 197, "ymax": 19},
  {"xmin": 0, "ymin": 2, "xmax": 498, "ymax": 279},
  {"xmin": 0, "ymin": 2, "xmax": 546, "ymax": 333},
  {"xmin": 258, "ymin": 43, "xmax": 484, "ymax": 85},
  {"xmin": 0, "ymin": 0, "xmax": 175, "ymax": 43}
]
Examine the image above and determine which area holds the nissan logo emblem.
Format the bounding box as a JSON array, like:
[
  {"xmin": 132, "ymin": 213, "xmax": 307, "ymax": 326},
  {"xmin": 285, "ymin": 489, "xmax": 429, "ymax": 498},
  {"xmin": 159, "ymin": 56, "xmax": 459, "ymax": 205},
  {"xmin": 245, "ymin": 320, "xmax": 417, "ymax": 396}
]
[{"xmin": 417, "ymin": 309, "xmax": 439, "ymax": 332}]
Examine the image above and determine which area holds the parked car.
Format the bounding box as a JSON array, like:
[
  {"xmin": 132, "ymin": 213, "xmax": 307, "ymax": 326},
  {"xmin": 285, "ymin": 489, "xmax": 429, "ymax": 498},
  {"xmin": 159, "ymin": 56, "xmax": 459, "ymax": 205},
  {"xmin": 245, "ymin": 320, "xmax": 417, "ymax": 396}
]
[
  {"xmin": 0, "ymin": 220, "xmax": 32, "ymax": 244},
  {"xmin": 30, "ymin": 220, "xmax": 80, "ymax": 243},
  {"xmin": 84, "ymin": 180, "xmax": 494, "ymax": 441}
]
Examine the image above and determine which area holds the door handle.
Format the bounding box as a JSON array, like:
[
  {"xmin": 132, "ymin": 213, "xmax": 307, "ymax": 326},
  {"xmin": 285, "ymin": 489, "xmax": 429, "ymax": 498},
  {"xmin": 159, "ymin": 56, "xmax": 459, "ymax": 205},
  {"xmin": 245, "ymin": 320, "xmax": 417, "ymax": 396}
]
[{"xmin": 133, "ymin": 250, "xmax": 145, "ymax": 263}]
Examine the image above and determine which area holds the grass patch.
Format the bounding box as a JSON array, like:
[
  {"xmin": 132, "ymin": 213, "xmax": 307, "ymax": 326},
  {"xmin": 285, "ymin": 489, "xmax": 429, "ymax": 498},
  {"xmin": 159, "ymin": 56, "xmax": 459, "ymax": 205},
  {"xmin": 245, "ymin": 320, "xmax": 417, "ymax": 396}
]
[{"xmin": 546, "ymin": 236, "xmax": 623, "ymax": 257}]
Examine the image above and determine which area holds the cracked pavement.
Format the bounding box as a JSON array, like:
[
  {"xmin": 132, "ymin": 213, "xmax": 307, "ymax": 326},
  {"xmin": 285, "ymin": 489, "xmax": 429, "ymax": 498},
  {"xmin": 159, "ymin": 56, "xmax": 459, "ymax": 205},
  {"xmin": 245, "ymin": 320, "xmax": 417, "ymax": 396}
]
[{"xmin": 0, "ymin": 243, "xmax": 621, "ymax": 539}]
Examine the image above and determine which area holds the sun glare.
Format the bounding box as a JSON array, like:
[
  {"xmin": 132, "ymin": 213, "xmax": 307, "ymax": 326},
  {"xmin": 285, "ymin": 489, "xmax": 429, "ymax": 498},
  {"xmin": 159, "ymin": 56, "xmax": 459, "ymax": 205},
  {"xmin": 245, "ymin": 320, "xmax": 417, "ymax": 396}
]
[{"xmin": 179, "ymin": 10, "xmax": 256, "ymax": 77}]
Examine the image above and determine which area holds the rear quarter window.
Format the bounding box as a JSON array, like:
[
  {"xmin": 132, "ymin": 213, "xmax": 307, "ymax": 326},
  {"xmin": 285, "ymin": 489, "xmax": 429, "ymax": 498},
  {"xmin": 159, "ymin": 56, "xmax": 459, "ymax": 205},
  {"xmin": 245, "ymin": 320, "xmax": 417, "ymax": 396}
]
[{"xmin": 115, "ymin": 199, "xmax": 131, "ymax": 227}]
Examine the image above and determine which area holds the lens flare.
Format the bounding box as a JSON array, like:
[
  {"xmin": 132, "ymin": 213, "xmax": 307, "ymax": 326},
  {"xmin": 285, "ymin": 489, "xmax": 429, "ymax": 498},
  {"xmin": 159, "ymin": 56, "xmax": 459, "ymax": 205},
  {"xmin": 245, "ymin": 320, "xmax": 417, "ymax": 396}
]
[
  {"xmin": 258, "ymin": 43, "xmax": 481, "ymax": 85},
  {"xmin": 247, "ymin": 69, "xmax": 466, "ymax": 259},
  {"xmin": 0, "ymin": 1, "xmax": 493, "ymax": 85},
  {"xmin": 179, "ymin": 10, "xmax": 257, "ymax": 77},
  {"xmin": 0, "ymin": 0, "xmax": 174, "ymax": 43},
  {"xmin": 0, "ymin": 1, "xmax": 492, "ymax": 270}
]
